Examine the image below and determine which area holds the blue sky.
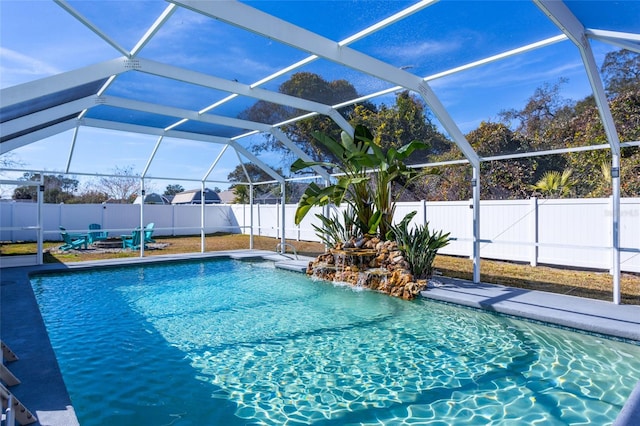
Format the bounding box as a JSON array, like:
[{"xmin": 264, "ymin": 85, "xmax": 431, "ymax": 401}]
[{"xmin": 1, "ymin": 0, "xmax": 636, "ymax": 195}]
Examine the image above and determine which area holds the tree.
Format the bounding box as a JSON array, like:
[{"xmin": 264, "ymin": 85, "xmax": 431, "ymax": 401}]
[
  {"xmin": 13, "ymin": 173, "xmax": 79, "ymax": 203},
  {"xmin": 239, "ymin": 72, "xmax": 372, "ymax": 162},
  {"xmin": 351, "ymin": 91, "xmax": 450, "ymax": 160},
  {"xmin": 561, "ymin": 84, "xmax": 640, "ymax": 197},
  {"xmin": 601, "ymin": 49, "xmax": 640, "ymax": 96},
  {"xmin": 164, "ymin": 184, "xmax": 184, "ymax": 196},
  {"xmin": 468, "ymin": 122, "xmax": 537, "ymax": 200},
  {"xmin": 233, "ymin": 185, "xmax": 250, "ymax": 204},
  {"xmin": 529, "ymin": 169, "xmax": 575, "ymax": 198},
  {"xmin": 0, "ymin": 153, "xmax": 25, "ymax": 198},
  {"xmin": 499, "ymin": 79, "xmax": 572, "ymax": 149},
  {"xmin": 424, "ymin": 122, "xmax": 537, "ymax": 201},
  {"xmin": 66, "ymin": 190, "xmax": 109, "ymax": 204},
  {"xmin": 227, "ymin": 162, "xmax": 281, "ymax": 199},
  {"xmin": 96, "ymin": 166, "xmax": 140, "ymax": 203}
]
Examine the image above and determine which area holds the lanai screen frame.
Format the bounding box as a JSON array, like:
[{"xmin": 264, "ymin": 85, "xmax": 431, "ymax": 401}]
[{"xmin": 1, "ymin": 0, "xmax": 639, "ymax": 304}]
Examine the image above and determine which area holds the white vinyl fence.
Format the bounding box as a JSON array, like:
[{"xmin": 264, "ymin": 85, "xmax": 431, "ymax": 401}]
[
  {"xmin": 231, "ymin": 198, "xmax": 640, "ymax": 273},
  {"xmin": 0, "ymin": 203, "xmax": 241, "ymax": 242},
  {"xmin": 1, "ymin": 198, "xmax": 638, "ymax": 273}
]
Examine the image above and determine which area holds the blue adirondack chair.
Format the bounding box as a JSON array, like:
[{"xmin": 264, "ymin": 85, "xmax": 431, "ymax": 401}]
[
  {"xmin": 59, "ymin": 229, "xmax": 88, "ymax": 251},
  {"xmin": 121, "ymin": 228, "xmax": 145, "ymax": 250},
  {"xmin": 143, "ymin": 222, "xmax": 155, "ymax": 244},
  {"xmin": 87, "ymin": 223, "xmax": 109, "ymax": 244}
]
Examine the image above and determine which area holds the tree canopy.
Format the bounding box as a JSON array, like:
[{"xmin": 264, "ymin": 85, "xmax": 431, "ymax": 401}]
[
  {"xmin": 5, "ymin": 50, "xmax": 638, "ymax": 203},
  {"xmin": 239, "ymin": 72, "xmax": 368, "ymax": 162},
  {"xmin": 13, "ymin": 173, "xmax": 79, "ymax": 203}
]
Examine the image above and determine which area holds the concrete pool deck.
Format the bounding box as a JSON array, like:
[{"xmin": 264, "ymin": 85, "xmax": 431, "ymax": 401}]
[{"xmin": 1, "ymin": 251, "xmax": 639, "ymax": 425}]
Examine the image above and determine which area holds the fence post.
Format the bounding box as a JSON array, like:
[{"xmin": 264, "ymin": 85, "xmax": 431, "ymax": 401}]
[
  {"xmin": 37, "ymin": 184, "xmax": 43, "ymax": 264},
  {"xmin": 257, "ymin": 203, "xmax": 261, "ymax": 237},
  {"xmin": 609, "ymin": 195, "xmax": 614, "ymax": 275},
  {"xmin": 530, "ymin": 197, "xmax": 538, "ymax": 267},
  {"xmin": 11, "ymin": 202, "xmax": 15, "ymax": 242},
  {"xmin": 58, "ymin": 203, "xmax": 63, "ymax": 234},
  {"xmin": 172, "ymin": 204, "xmax": 176, "ymax": 236},
  {"xmin": 422, "ymin": 199, "xmax": 427, "ymax": 226},
  {"xmin": 468, "ymin": 198, "xmax": 474, "ymax": 261}
]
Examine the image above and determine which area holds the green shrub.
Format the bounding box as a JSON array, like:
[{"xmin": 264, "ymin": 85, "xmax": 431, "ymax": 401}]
[
  {"xmin": 311, "ymin": 207, "xmax": 361, "ymax": 248},
  {"xmin": 389, "ymin": 211, "xmax": 450, "ymax": 279}
]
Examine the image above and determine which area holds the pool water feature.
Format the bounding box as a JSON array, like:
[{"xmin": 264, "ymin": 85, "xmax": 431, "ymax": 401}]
[{"xmin": 31, "ymin": 259, "xmax": 640, "ymax": 425}]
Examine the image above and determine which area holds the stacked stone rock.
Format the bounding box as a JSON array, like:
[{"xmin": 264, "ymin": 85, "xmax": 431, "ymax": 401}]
[{"xmin": 306, "ymin": 236, "xmax": 427, "ymax": 300}]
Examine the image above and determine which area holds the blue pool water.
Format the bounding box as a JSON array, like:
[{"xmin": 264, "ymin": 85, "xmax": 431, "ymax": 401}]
[{"xmin": 32, "ymin": 259, "xmax": 640, "ymax": 425}]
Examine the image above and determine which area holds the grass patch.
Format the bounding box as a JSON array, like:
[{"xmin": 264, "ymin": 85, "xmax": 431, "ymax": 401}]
[{"xmin": 2, "ymin": 234, "xmax": 638, "ymax": 304}]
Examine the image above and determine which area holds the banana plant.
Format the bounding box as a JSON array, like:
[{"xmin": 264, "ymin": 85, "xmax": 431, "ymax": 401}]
[{"xmin": 291, "ymin": 124, "xmax": 429, "ymax": 240}]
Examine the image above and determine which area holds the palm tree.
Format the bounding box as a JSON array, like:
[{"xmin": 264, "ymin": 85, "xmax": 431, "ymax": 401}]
[
  {"xmin": 232, "ymin": 185, "xmax": 249, "ymax": 204},
  {"xmin": 530, "ymin": 169, "xmax": 575, "ymax": 198}
]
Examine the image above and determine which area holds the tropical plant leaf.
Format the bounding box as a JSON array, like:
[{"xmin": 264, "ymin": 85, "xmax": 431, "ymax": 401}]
[
  {"xmin": 291, "ymin": 124, "xmax": 428, "ymax": 238},
  {"xmin": 395, "ymin": 140, "xmax": 429, "ymax": 158},
  {"xmin": 389, "ymin": 211, "xmax": 450, "ymax": 279},
  {"xmin": 313, "ymin": 131, "xmax": 346, "ymax": 161},
  {"xmin": 294, "ymin": 183, "xmax": 335, "ymax": 224},
  {"xmin": 290, "ymin": 158, "xmax": 335, "ymax": 173}
]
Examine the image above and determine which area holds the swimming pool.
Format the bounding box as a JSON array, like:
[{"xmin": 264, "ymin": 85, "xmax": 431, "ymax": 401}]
[{"xmin": 32, "ymin": 258, "xmax": 640, "ymax": 425}]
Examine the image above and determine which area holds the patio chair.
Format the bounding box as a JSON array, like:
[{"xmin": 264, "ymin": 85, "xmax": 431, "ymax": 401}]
[
  {"xmin": 121, "ymin": 228, "xmax": 145, "ymax": 250},
  {"xmin": 59, "ymin": 229, "xmax": 88, "ymax": 251},
  {"xmin": 87, "ymin": 223, "xmax": 109, "ymax": 244},
  {"xmin": 143, "ymin": 222, "xmax": 156, "ymax": 244}
]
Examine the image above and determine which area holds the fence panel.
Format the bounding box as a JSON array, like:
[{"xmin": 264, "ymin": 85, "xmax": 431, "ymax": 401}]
[
  {"xmin": 538, "ymin": 199, "xmax": 610, "ymax": 270},
  {"xmin": 479, "ymin": 200, "xmax": 533, "ymax": 263},
  {"xmin": 103, "ymin": 204, "xmax": 141, "ymax": 237},
  {"xmin": 423, "ymin": 201, "xmax": 471, "ymax": 257},
  {"xmin": 2, "ymin": 198, "xmax": 638, "ymax": 272},
  {"xmin": 1, "ymin": 203, "xmax": 38, "ymax": 242},
  {"xmin": 620, "ymin": 198, "xmax": 640, "ymax": 272}
]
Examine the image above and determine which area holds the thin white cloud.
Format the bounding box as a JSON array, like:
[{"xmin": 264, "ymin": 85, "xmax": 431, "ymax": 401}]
[
  {"xmin": 0, "ymin": 47, "xmax": 62, "ymax": 86},
  {"xmin": 384, "ymin": 39, "xmax": 462, "ymax": 62},
  {"xmin": 429, "ymin": 54, "xmax": 585, "ymax": 93}
]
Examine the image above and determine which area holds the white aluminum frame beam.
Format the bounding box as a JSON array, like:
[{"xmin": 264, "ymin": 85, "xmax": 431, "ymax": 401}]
[
  {"xmin": 228, "ymin": 141, "xmax": 284, "ymax": 184},
  {"xmin": 133, "ymin": 58, "xmax": 354, "ymax": 137},
  {"xmin": 195, "ymin": 0, "xmax": 438, "ymax": 118},
  {"xmin": 586, "ymin": 29, "xmax": 640, "ymax": 54},
  {"xmin": 535, "ymin": 0, "xmax": 622, "ymax": 304},
  {"xmin": 534, "ymin": 1, "xmax": 620, "ymax": 155},
  {"xmin": 99, "ymin": 95, "xmax": 330, "ymax": 181},
  {"xmin": 2, "ymin": 95, "xmax": 97, "ymax": 138},
  {"xmin": 141, "ymin": 136, "xmax": 164, "ymax": 179},
  {"xmin": 0, "ymin": 58, "xmax": 128, "ymax": 108},
  {"xmin": 202, "ymin": 144, "xmax": 229, "ymax": 182},
  {"xmin": 170, "ymin": 0, "xmax": 479, "ymax": 168},
  {"xmin": 130, "ymin": 4, "xmax": 177, "ymax": 57},
  {"xmin": 82, "ymin": 117, "xmax": 229, "ymax": 143},
  {"xmin": 65, "ymin": 127, "xmax": 80, "ymax": 173},
  {"xmin": 269, "ymin": 129, "xmax": 331, "ymax": 181},
  {"xmin": 1, "ymin": 119, "xmax": 77, "ymax": 154},
  {"xmin": 101, "ymin": 95, "xmax": 272, "ymax": 133},
  {"xmin": 79, "ymin": 118, "xmax": 283, "ymax": 183},
  {"xmin": 54, "ymin": 0, "xmax": 130, "ymax": 57}
]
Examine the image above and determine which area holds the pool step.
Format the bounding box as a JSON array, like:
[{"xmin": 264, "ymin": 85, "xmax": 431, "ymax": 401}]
[
  {"xmin": 1, "ymin": 341, "xmax": 37, "ymax": 425},
  {"xmin": 1, "ymin": 341, "xmax": 19, "ymax": 362},
  {"xmin": 0, "ymin": 364, "xmax": 20, "ymax": 386},
  {"xmin": 1, "ymin": 384, "xmax": 37, "ymax": 425}
]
